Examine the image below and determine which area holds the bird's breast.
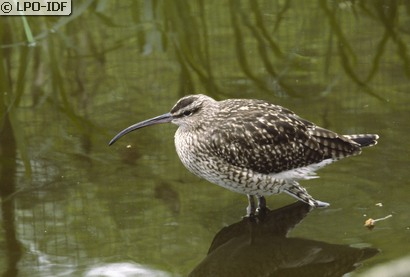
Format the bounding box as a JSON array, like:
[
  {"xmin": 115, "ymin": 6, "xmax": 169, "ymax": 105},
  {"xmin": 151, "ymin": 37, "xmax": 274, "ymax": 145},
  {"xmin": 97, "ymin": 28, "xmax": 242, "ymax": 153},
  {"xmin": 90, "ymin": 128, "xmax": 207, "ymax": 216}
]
[
  {"xmin": 173, "ymin": 127, "xmax": 294, "ymax": 196},
  {"xmin": 174, "ymin": 127, "xmax": 231, "ymax": 181},
  {"xmin": 174, "ymin": 128, "xmax": 207, "ymax": 177}
]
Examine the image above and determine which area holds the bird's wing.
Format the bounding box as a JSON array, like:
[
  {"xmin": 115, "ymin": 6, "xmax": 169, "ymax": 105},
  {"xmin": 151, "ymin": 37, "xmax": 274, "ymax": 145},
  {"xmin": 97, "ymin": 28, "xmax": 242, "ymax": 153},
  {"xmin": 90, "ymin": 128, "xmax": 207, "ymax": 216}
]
[{"xmin": 208, "ymin": 102, "xmax": 360, "ymax": 175}]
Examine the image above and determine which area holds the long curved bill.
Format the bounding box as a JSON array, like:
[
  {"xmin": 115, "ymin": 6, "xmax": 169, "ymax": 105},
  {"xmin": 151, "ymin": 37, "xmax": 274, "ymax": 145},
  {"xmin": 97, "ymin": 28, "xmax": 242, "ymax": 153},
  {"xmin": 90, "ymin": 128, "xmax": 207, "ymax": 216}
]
[{"xmin": 109, "ymin": 112, "xmax": 173, "ymax": 146}]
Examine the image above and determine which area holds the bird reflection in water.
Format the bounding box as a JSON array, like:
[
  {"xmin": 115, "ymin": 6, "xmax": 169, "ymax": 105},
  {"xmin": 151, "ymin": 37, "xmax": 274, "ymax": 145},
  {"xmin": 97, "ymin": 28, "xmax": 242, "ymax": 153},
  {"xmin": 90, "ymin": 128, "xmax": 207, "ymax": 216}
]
[{"xmin": 189, "ymin": 202, "xmax": 379, "ymax": 277}]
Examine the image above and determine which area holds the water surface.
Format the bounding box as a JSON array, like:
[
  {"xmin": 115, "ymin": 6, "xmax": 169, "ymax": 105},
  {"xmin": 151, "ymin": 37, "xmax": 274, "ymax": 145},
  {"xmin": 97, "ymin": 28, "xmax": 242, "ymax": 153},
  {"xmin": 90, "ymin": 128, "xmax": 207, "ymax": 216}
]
[{"xmin": 1, "ymin": 1, "xmax": 409, "ymax": 276}]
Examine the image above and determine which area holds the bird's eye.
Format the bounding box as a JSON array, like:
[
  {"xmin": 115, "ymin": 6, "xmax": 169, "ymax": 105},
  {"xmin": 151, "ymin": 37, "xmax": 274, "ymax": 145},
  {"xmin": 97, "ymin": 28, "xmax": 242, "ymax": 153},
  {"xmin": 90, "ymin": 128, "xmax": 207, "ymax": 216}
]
[{"xmin": 183, "ymin": 110, "xmax": 193, "ymax": 116}]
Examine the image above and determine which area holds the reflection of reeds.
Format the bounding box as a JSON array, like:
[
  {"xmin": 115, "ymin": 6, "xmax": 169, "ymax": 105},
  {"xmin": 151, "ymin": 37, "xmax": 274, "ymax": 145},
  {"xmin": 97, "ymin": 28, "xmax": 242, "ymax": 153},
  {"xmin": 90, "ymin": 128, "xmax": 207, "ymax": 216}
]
[
  {"xmin": 0, "ymin": 18, "xmax": 32, "ymax": 177},
  {"xmin": 0, "ymin": 110, "xmax": 23, "ymax": 277},
  {"xmin": 0, "ymin": 0, "xmax": 96, "ymax": 177},
  {"xmin": 163, "ymin": 0, "xmax": 220, "ymax": 96},
  {"xmin": 238, "ymin": 1, "xmax": 296, "ymax": 95},
  {"xmin": 1, "ymin": 0, "xmax": 408, "ymax": 179},
  {"xmin": 0, "ymin": 19, "xmax": 25, "ymax": 275},
  {"xmin": 320, "ymin": 0, "xmax": 409, "ymax": 100},
  {"xmin": 230, "ymin": 0, "xmax": 268, "ymax": 92},
  {"xmin": 366, "ymin": 1, "xmax": 410, "ymax": 81}
]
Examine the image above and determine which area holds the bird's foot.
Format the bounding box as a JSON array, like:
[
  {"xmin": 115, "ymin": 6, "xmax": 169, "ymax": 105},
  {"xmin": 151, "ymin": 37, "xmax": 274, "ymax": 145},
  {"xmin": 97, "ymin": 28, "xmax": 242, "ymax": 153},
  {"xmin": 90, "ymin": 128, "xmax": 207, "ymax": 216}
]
[
  {"xmin": 256, "ymin": 195, "xmax": 269, "ymax": 215},
  {"xmin": 283, "ymin": 183, "xmax": 330, "ymax": 208},
  {"xmin": 245, "ymin": 195, "xmax": 270, "ymax": 218},
  {"xmin": 313, "ymin": 199, "xmax": 330, "ymax": 208},
  {"xmin": 256, "ymin": 207, "xmax": 270, "ymax": 218}
]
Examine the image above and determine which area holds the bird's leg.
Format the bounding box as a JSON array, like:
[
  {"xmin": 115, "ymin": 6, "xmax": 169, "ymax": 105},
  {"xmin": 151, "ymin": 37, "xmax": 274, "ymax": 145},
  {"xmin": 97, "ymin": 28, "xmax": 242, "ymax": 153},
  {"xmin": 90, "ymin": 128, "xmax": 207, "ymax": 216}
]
[
  {"xmin": 256, "ymin": 195, "xmax": 268, "ymax": 215},
  {"xmin": 283, "ymin": 182, "xmax": 330, "ymax": 208},
  {"xmin": 246, "ymin": 194, "xmax": 256, "ymax": 216}
]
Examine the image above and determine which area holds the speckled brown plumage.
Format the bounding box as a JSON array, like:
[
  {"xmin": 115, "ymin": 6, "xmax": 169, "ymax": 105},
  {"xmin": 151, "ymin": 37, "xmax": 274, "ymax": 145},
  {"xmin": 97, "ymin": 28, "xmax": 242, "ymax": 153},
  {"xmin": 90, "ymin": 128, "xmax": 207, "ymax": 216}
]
[{"xmin": 110, "ymin": 94, "xmax": 379, "ymax": 215}]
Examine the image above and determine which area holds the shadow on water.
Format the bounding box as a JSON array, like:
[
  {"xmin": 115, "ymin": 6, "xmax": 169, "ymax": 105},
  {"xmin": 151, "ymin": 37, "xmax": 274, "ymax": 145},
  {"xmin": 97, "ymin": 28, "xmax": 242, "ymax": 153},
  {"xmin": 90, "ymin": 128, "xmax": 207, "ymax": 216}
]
[{"xmin": 190, "ymin": 202, "xmax": 379, "ymax": 277}]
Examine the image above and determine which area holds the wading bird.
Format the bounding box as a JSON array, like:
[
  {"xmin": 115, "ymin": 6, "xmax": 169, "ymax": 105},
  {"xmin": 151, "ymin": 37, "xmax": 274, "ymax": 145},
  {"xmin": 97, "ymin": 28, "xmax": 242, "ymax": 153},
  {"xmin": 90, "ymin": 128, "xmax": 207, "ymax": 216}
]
[{"xmin": 109, "ymin": 94, "xmax": 378, "ymax": 216}]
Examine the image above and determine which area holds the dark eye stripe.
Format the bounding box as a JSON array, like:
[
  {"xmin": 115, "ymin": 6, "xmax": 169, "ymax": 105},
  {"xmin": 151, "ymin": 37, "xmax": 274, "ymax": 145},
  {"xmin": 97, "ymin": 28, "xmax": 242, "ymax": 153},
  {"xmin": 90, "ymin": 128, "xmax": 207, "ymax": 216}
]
[
  {"xmin": 170, "ymin": 96, "xmax": 198, "ymax": 114},
  {"xmin": 173, "ymin": 106, "xmax": 199, "ymax": 118}
]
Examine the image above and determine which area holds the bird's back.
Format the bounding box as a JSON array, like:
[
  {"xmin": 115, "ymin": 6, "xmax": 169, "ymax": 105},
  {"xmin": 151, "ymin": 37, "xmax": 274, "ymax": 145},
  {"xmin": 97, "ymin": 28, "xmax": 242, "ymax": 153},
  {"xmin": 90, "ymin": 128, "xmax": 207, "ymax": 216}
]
[{"xmin": 202, "ymin": 98, "xmax": 376, "ymax": 175}]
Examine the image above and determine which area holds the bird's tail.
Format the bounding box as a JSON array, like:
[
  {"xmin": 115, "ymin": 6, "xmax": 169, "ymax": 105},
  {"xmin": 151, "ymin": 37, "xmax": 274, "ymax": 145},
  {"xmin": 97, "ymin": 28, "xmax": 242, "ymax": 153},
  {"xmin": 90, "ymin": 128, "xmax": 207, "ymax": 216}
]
[{"xmin": 344, "ymin": 134, "xmax": 379, "ymax": 147}]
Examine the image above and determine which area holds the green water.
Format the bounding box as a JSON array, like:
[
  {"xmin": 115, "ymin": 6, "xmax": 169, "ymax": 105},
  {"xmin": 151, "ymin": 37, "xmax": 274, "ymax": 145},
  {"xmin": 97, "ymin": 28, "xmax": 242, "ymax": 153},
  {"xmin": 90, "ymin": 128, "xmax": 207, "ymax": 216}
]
[{"xmin": 1, "ymin": 1, "xmax": 409, "ymax": 276}]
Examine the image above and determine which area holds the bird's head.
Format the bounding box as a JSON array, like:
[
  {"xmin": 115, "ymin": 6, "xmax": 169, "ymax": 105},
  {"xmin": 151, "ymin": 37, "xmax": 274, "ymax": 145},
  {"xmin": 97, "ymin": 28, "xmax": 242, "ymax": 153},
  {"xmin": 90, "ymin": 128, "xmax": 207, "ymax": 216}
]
[{"xmin": 108, "ymin": 94, "xmax": 216, "ymax": 145}]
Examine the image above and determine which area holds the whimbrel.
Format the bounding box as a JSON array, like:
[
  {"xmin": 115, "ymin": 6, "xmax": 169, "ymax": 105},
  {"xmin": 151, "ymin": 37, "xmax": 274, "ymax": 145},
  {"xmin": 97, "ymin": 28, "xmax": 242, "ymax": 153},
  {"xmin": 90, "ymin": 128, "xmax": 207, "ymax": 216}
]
[{"xmin": 109, "ymin": 94, "xmax": 378, "ymax": 215}]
